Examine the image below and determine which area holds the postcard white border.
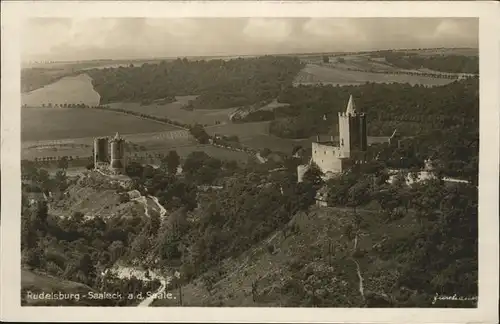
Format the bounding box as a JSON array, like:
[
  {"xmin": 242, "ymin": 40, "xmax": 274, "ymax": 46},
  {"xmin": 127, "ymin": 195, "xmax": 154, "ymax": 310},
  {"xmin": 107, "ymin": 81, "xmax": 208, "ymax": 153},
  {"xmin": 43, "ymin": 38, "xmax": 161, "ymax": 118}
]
[{"xmin": 1, "ymin": 1, "xmax": 499, "ymax": 323}]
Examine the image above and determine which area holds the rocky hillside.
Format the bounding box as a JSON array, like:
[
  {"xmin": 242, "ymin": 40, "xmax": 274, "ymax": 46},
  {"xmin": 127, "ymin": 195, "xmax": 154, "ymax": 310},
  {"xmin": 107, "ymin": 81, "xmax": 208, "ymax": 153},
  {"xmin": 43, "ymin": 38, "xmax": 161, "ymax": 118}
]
[
  {"xmin": 152, "ymin": 205, "xmax": 428, "ymax": 307},
  {"xmin": 47, "ymin": 171, "xmax": 155, "ymax": 220}
]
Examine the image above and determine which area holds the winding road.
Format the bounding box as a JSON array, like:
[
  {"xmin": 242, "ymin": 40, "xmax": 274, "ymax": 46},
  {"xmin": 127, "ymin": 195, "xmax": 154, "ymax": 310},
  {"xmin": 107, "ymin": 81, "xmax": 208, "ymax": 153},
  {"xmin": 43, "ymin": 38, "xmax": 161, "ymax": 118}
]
[{"xmin": 137, "ymin": 279, "xmax": 167, "ymax": 307}]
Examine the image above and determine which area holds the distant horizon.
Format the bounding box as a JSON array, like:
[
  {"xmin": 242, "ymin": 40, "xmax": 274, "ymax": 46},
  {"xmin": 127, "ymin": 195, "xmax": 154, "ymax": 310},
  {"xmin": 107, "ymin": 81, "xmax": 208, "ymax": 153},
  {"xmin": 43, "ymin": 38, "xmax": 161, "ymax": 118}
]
[
  {"xmin": 22, "ymin": 46, "xmax": 478, "ymax": 66},
  {"xmin": 22, "ymin": 18, "xmax": 478, "ymax": 63}
]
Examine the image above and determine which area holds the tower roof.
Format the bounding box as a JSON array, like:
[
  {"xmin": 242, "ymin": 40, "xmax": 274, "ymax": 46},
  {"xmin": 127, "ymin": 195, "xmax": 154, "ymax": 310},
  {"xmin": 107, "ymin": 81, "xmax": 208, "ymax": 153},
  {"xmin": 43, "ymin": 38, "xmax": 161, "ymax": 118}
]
[
  {"xmin": 346, "ymin": 95, "xmax": 356, "ymax": 114},
  {"xmin": 111, "ymin": 132, "xmax": 122, "ymax": 141}
]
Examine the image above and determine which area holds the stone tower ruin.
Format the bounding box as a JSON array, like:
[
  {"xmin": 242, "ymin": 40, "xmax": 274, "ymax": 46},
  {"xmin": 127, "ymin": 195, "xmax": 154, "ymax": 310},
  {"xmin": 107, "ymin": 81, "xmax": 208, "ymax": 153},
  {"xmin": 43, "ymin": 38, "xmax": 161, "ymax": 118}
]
[{"xmin": 110, "ymin": 132, "xmax": 126, "ymax": 174}]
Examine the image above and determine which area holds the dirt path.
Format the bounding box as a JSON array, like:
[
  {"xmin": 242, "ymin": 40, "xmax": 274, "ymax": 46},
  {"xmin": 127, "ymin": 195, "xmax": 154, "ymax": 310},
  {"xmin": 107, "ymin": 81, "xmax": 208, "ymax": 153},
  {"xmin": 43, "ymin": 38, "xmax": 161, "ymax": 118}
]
[
  {"xmin": 352, "ymin": 259, "xmax": 365, "ymax": 302},
  {"xmin": 351, "ymin": 232, "xmax": 365, "ymax": 302},
  {"xmin": 149, "ymin": 195, "xmax": 167, "ymax": 217},
  {"xmin": 105, "ymin": 265, "xmax": 171, "ymax": 307},
  {"xmin": 137, "ymin": 279, "xmax": 167, "ymax": 307}
]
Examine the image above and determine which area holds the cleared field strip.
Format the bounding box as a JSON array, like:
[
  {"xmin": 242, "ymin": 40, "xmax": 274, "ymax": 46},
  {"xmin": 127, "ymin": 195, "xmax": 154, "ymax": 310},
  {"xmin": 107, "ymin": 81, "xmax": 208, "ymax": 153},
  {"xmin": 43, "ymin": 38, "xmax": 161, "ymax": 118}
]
[
  {"xmin": 108, "ymin": 98, "xmax": 235, "ymax": 127},
  {"xmin": 21, "ymin": 107, "xmax": 182, "ymax": 142},
  {"xmin": 294, "ymin": 64, "xmax": 454, "ymax": 87},
  {"xmin": 23, "ymin": 129, "xmax": 193, "ymax": 147}
]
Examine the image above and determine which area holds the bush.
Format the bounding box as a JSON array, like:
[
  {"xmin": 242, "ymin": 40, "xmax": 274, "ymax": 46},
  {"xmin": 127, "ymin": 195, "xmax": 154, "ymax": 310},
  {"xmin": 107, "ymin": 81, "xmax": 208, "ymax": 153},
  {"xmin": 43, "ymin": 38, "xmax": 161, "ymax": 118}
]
[{"xmin": 119, "ymin": 193, "xmax": 130, "ymax": 204}]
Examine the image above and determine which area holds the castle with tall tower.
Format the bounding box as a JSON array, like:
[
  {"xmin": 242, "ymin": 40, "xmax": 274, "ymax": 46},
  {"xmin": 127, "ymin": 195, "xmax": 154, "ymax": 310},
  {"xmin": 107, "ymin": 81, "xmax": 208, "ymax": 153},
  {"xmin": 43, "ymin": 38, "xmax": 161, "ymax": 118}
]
[
  {"xmin": 93, "ymin": 132, "xmax": 127, "ymax": 175},
  {"xmin": 298, "ymin": 95, "xmax": 368, "ymax": 182}
]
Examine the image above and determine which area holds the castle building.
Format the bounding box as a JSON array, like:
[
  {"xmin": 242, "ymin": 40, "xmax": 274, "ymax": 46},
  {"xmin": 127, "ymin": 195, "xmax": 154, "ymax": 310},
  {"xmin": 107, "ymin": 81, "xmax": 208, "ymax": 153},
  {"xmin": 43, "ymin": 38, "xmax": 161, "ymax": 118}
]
[
  {"xmin": 110, "ymin": 132, "xmax": 126, "ymax": 174},
  {"xmin": 298, "ymin": 95, "xmax": 368, "ymax": 182},
  {"xmin": 93, "ymin": 137, "xmax": 109, "ymax": 168},
  {"xmin": 93, "ymin": 132, "xmax": 127, "ymax": 175}
]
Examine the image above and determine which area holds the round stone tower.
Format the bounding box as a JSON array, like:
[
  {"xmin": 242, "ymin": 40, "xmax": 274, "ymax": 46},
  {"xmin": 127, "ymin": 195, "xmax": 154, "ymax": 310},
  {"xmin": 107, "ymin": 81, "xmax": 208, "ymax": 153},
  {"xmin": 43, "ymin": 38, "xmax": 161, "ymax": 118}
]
[
  {"xmin": 93, "ymin": 137, "xmax": 109, "ymax": 167},
  {"xmin": 110, "ymin": 132, "xmax": 126, "ymax": 174}
]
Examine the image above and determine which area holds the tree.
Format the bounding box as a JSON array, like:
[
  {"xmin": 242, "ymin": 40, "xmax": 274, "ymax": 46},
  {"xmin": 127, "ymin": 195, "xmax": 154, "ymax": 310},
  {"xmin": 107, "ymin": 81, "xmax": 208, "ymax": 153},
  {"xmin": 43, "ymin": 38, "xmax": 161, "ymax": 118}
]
[
  {"xmin": 78, "ymin": 253, "xmax": 96, "ymax": 283},
  {"xmin": 303, "ymin": 162, "xmax": 323, "ymax": 188},
  {"xmin": 183, "ymin": 151, "xmax": 222, "ymax": 184},
  {"xmin": 108, "ymin": 241, "xmax": 125, "ymax": 263},
  {"xmin": 165, "ymin": 150, "xmax": 180, "ymax": 175},
  {"xmin": 347, "ymin": 179, "xmax": 371, "ymax": 214},
  {"xmin": 189, "ymin": 124, "xmax": 210, "ymax": 144}
]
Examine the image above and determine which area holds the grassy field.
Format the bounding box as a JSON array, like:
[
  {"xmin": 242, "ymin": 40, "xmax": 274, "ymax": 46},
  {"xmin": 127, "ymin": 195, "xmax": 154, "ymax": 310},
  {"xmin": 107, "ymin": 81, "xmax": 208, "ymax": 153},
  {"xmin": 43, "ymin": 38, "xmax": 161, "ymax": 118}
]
[
  {"xmin": 21, "ymin": 131, "xmax": 250, "ymax": 165},
  {"xmin": 206, "ymin": 121, "xmax": 270, "ymax": 138},
  {"xmin": 21, "ymin": 74, "xmax": 101, "ymax": 107},
  {"xmin": 294, "ymin": 63, "xmax": 454, "ymax": 87},
  {"xmin": 21, "ymin": 108, "xmax": 180, "ymax": 142},
  {"xmin": 109, "ymin": 95, "xmax": 237, "ymax": 127},
  {"xmin": 146, "ymin": 144, "xmax": 252, "ymax": 164},
  {"xmin": 205, "ymin": 121, "xmax": 390, "ymax": 154}
]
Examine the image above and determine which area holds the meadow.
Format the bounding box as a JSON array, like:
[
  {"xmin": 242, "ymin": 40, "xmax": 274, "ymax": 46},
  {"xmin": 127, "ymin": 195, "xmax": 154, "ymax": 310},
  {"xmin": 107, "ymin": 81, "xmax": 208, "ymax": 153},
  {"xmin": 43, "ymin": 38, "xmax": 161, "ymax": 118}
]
[
  {"xmin": 21, "ymin": 74, "xmax": 101, "ymax": 107},
  {"xmin": 108, "ymin": 95, "xmax": 236, "ymax": 127},
  {"xmin": 21, "ymin": 107, "xmax": 178, "ymax": 142},
  {"xmin": 293, "ymin": 63, "xmax": 455, "ymax": 87}
]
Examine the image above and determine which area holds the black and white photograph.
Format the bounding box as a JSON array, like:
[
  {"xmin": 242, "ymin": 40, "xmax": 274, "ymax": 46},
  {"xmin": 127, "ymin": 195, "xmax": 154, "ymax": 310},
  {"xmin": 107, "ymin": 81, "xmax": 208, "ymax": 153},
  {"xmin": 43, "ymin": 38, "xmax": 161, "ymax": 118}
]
[{"xmin": 1, "ymin": 1, "xmax": 499, "ymax": 323}]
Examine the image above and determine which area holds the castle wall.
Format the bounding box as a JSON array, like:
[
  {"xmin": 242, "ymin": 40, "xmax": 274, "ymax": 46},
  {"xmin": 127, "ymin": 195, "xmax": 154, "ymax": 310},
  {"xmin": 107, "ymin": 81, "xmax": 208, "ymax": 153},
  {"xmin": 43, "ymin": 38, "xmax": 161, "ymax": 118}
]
[
  {"xmin": 350, "ymin": 114, "xmax": 367, "ymax": 151},
  {"xmin": 338, "ymin": 114, "xmax": 350, "ymax": 158},
  {"xmin": 312, "ymin": 142, "xmax": 345, "ymax": 174},
  {"xmin": 338, "ymin": 112, "xmax": 367, "ymax": 158},
  {"xmin": 94, "ymin": 138, "xmax": 108, "ymax": 164},
  {"xmin": 110, "ymin": 139, "xmax": 126, "ymax": 173}
]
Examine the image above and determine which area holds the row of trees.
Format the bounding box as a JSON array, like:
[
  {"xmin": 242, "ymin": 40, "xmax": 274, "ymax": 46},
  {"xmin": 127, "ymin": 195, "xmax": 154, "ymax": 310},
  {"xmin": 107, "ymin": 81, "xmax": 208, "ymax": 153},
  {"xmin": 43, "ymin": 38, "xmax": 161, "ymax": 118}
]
[{"xmin": 374, "ymin": 51, "xmax": 479, "ymax": 74}]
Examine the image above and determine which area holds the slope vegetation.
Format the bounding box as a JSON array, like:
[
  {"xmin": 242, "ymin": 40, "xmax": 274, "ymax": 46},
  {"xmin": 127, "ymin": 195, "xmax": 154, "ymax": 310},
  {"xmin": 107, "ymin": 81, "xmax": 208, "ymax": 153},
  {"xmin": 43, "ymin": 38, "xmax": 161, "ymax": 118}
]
[{"xmin": 153, "ymin": 205, "xmax": 424, "ymax": 307}]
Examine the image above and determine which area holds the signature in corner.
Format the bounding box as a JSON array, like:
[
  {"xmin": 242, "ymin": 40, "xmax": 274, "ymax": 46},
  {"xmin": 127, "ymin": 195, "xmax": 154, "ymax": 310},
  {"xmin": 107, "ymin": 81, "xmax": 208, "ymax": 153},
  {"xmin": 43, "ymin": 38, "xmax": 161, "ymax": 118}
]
[{"xmin": 432, "ymin": 293, "xmax": 478, "ymax": 305}]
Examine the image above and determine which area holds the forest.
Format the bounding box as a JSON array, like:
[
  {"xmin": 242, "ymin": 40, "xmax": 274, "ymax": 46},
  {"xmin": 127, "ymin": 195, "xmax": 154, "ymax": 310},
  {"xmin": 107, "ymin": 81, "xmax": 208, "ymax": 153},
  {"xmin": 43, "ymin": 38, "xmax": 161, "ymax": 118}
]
[{"xmin": 86, "ymin": 56, "xmax": 304, "ymax": 108}]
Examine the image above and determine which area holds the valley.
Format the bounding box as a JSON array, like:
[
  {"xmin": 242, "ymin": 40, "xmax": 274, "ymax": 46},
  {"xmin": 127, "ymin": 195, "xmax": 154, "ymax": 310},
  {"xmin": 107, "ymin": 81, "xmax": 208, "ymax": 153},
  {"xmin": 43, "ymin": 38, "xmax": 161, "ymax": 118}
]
[{"xmin": 20, "ymin": 48, "xmax": 479, "ymax": 308}]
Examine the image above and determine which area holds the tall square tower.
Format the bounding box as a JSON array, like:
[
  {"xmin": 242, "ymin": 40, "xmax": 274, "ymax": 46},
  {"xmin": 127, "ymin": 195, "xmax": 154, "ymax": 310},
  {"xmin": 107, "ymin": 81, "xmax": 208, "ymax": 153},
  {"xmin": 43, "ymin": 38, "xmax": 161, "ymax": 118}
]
[{"xmin": 338, "ymin": 95, "xmax": 367, "ymax": 159}]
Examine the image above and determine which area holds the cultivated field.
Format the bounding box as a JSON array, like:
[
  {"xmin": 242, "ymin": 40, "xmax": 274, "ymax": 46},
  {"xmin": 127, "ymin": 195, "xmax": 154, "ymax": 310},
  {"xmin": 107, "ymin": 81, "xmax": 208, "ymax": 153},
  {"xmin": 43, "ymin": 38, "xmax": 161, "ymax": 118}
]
[
  {"xmin": 146, "ymin": 144, "xmax": 252, "ymax": 164},
  {"xmin": 402, "ymin": 48, "xmax": 478, "ymax": 57},
  {"xmin": 206, "ymin": 121, "xmax": 271, "ymax": 139},
  {"xmin": 21, "ymin": 108, "xmax": 180, "ymax": 142},
  {"xmin": 294, "ymin": 63, "xmax": 454, "ymax": 87},
  {"xmin": 21, "ymin": 74, "xmax": 101, "ymax": 107},
  {"xmin": 21, "ymin": 127, "xmax": 253, "ymax": 165},
  {"xmin": 108, "ymin": 95, "xmax": 237, "ymax": 127}
]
